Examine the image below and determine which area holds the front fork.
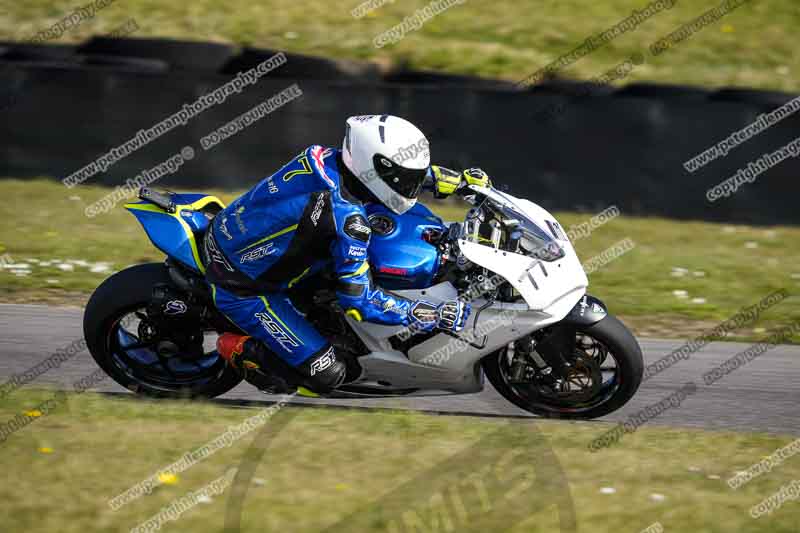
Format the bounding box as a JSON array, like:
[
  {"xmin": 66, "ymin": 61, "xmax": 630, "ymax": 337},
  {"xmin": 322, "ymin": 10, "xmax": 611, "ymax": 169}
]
[{"xmin": 510, "ymin": 295, "xmax": 609, "ymax": 378}]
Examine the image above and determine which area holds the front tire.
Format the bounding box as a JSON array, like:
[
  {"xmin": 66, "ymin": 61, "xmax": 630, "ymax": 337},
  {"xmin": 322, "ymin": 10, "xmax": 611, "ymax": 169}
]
[
  {"xmin": 83, "ymin": 263, "xmax": 243, "ymax": 398},
  {"xmin": 483, "ymin": 314, "xmax": 643, "ymax": 419}
]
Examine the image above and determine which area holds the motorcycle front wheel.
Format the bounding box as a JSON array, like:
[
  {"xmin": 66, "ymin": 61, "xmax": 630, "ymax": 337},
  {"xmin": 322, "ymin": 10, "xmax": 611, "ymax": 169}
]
[{"xmin": 482, "ymin": 313, "xmax": 644, "ymax": 419}]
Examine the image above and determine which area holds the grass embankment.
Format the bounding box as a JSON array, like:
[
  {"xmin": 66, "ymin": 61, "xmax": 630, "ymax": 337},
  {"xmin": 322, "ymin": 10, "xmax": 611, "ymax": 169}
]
[
  {"xmin": 1, "ymin": 389, "xmax": 799, "ymax": 532},
  {"xmin": 1, "ymin": 0, "xmax": 798, "ymax": 91},
  {"xmin": 1, "ymin": 178, "xmax": 798, "ymax": 342}
]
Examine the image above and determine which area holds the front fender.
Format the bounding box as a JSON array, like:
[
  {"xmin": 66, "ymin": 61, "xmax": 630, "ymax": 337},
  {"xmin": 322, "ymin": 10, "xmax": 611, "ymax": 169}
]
[{"xmin": 561, "ymin": 295, "xmax": 608, "ymax": 327}]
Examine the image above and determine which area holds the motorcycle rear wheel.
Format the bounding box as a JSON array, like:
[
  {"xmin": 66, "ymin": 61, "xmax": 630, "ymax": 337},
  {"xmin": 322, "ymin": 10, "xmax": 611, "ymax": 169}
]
[{"xmin": 83, "ymin": 263, "xmax": 243, "ymax": 398}]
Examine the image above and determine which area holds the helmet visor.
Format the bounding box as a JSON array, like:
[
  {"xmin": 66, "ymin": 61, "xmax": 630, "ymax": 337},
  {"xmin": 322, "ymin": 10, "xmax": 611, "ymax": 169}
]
[{"xmin": 372, "ymin": 154, "xmax": 427, "ymax": 200}]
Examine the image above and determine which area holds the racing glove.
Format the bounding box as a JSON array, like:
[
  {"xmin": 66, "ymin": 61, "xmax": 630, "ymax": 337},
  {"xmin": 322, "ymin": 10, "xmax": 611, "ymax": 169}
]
[
  {"xmin": 408, "ymin": 300, "xmax": 471, "ymax": 333},
  {"xmin": 431, "ymin": 165, "xmax": 462, "ymax": 199},
  {"xmin": 461, "ymin": 167, "xmax": 491, "ymax": 188},
  {"xmin": 430, "ymin": 166, "xmax": 492, "ymax": 198}
]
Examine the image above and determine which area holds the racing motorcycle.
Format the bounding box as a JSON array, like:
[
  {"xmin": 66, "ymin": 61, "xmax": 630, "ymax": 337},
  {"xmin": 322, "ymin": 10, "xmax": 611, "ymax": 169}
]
[{"xmin": 84, "ymin": 184, "xmax": 643, "ymax": 419}]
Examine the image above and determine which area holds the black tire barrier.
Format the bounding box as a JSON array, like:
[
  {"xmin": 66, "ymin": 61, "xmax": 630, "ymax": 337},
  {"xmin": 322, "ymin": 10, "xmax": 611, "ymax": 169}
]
[
  {"xmin": 383, "ymin": 67, "xmax": 516, "ymax": 89},
  {"xmin": 221, "ymin": 47, "xmax": 383, "ymax": 81},
  {"xmin": 709, "ymin": 88, "xmax": 798, "ymax": 108},
  {"xmin": 613, "ymin": 82, "xmax": 710, "ymax": 101},
  {"xmin": 0, "ymin": 38, "xmax": 798, "ymax": 226},
  {"xmin": 0, "ymin": 42, "xmax": 78, "ymax": 61},
  {"xmin": 77, "ymin": 37, "xmax": 236, "ymax": 72},
  {"xmin": 527, "ymin": 80, "xmax": 616, "ymax": 97},
  {"xmin": 77, "ymin": 54, "xmax": 170, "ymax": 73},
  {"xmin": 0, "ymin": 42, "xmax": 80, "ymax": 69}
]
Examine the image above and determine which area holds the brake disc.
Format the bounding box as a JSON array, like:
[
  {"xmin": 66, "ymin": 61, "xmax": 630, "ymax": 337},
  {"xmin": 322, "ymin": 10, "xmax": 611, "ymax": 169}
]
[{"xmin": 534, "ymin": 351, "xmax": 602, "ymax": 405}]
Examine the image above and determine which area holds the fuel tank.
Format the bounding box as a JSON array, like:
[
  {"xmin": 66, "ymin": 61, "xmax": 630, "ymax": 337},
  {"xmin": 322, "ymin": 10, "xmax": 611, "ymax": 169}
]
[{"xmin": 365, "ymin": 202, "xmax": 445, "ymax": 290}]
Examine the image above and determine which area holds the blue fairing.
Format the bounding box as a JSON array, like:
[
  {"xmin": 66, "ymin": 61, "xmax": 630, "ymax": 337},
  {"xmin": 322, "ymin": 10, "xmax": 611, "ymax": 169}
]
[
  {"xmin": 365, "ymin": 202, "xmax": 444, "ymax": 290},
  {"xmin": 124, "ymin": 193, "xmax": 225, "ymax": 273}
]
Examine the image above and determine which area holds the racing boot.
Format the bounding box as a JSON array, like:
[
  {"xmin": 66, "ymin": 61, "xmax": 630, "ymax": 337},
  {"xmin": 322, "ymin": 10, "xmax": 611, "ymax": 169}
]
[{"xmin": 216, "ymin": 333, "xmax": 296, "ymax": 394}]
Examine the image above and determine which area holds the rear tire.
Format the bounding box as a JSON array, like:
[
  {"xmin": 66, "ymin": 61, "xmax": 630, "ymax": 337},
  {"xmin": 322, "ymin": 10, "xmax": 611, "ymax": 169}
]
[
  {"xmin": 483, "ymin": 314, "xmax": 643, "ymax": 419},
  {"xmin": 83, "ymin": 263, "xmax": 243, "ymax": 398}
]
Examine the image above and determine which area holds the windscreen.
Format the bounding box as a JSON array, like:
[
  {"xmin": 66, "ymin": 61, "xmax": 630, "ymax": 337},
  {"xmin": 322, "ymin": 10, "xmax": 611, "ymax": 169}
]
[{"xmin": 489, "ymin": 196, "xmax": 565, "ymax": 262}]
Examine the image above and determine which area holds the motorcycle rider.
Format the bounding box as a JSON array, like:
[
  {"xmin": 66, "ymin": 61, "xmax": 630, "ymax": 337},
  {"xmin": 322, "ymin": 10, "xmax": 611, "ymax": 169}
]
[{"xmin": 205, "ymin": 115, "xmax": 489, "ymax": 395}]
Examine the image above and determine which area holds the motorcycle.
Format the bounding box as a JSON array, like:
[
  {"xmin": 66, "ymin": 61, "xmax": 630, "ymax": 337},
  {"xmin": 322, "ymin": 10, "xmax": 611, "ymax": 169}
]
[{"xmin": 83, "ymin": 183, "xmax": 644, "ymax": 419}]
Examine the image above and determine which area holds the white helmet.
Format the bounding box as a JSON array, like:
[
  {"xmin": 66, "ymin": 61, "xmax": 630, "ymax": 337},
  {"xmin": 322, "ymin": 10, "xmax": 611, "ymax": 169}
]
[{"xmin": 341, "ymin": 115, "xmax": 430, "ymax": 214}]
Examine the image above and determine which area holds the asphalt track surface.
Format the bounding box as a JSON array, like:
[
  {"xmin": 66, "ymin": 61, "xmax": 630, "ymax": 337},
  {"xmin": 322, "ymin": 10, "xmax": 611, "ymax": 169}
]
[{"xmin": 1, "ymin": 304, "xmax": 798, "ymax": 435}]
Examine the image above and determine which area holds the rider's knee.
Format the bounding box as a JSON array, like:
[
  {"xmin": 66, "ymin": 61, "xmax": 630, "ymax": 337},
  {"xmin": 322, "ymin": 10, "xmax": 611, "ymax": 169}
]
[{"xmin": 297, "ymin": 345, "xmax": 346, "ymax": 394}]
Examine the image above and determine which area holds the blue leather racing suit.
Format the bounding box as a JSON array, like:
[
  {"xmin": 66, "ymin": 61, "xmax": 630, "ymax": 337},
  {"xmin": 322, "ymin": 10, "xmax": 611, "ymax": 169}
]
[{"xmin": 203, "ymin": 145, "xmax": 438, "ymax": 373}]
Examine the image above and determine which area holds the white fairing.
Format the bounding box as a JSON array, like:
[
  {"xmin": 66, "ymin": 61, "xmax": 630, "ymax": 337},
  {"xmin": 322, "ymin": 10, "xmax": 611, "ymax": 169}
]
[
  {"xmin": 458, "ymin": 185, "xmax": 588, "ymax": 315},
  {"xmin": 341, "ymin": 115, "xmax": 430, "ymax": 214},
  {"xmin": 335, "ymin": 188, "xmax": 590, "ymax": 396}
]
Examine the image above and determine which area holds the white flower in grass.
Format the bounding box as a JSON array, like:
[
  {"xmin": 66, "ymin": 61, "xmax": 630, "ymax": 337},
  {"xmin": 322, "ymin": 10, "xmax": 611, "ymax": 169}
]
[
  {"xmin": 649, "ymin": 493, "xmax": 666, "ymax": 502},
  {"xmin": 672, "ymin": 290, "xmax": 688, "ymax": 299},
  {"xmin": 691, "ymin": 298, "xmax": 706, "ymax": 304},
  {"xmin": 57, "ymin": 263, "xmax": 74, "ymax": 271},
  {"xmin": 90, "ymin": 263, "xmax": 111, "ymax": 273},
  {"xmin": 671, "ymin": 267, "xmax": 688, "ymax": 277},
  {"xmin": 599, "ymin": 487, "xmax": 616, "ymax": 494},
  {"xmin": 744, "ymin": 241, "xmax": 758, "ymax": 249}
]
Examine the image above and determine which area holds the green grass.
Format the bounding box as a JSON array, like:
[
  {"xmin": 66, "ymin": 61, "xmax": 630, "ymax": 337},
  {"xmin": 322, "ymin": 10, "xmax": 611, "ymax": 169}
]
[
  {"xmin": 0, "ymin": 0, "xmax": 798, "ymax": 92},
  {"xmin": 1, "ymin": 388, "xmax": 799, "ymax": 532},
  {"xmin": 0, "ymin": 178, "xmax": 798, "ymax": 342}
]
